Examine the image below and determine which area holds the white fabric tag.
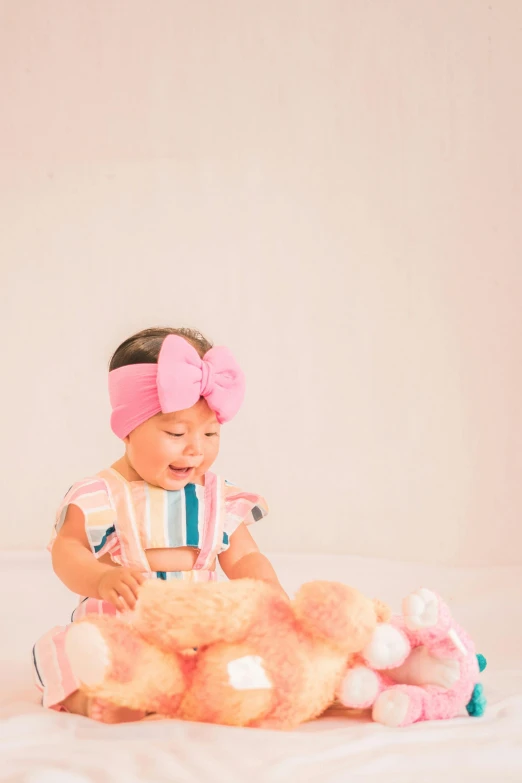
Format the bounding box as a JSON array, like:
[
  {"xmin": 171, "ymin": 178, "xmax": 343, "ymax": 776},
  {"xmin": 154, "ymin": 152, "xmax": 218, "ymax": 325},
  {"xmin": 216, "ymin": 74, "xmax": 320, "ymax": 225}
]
[
  {"xmin": 227, "ymin": 655, "xmax": 272, "ymax": 691},
  {"xmin": 448, "ymin": 628, "xmax": 467, "ymax": 656}
]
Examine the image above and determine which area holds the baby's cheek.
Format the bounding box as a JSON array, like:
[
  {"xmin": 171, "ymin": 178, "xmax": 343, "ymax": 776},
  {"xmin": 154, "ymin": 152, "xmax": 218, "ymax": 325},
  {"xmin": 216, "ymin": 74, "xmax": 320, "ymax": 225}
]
[
  {"xmin": 157, "ymin": 436, "xmax": 182, "ymax": 462},
  {"xmin": 204, "ymin": 441, "xmax": 220, "ymax": 466}
]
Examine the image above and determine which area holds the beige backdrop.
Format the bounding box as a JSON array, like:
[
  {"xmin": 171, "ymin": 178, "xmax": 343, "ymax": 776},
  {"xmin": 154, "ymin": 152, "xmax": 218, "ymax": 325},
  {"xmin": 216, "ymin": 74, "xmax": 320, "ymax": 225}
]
[{"xmin": 1, "ymin": 1, "xmax": 521, "ymax": 565}]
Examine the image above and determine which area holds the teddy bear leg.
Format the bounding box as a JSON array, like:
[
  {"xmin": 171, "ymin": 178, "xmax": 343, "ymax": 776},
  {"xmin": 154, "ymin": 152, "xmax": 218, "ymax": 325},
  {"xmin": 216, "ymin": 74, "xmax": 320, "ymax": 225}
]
[
  {"xmin": 337, "ymin": 666, "xmax": 385, "ymax": 710},
  {"xmin": 179, "ymin": 642, "xmax": 275, "ymax": 727},
  {"xmin": 65, "ymin": 621, "xmax": 112, "ymax": 691},
  {"xmin": 372, "ymin": 684, "xmax": 427, "ymax": 727},
  {"xmin": 66, "ymin": 617, "xmax": 187, "ymax": 717}
]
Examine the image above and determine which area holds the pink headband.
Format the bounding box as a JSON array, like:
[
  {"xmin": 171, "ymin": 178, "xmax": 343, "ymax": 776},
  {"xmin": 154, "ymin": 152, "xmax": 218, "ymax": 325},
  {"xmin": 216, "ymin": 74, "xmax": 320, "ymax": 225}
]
[{"xmin": 109, "ymin": 335, "xmax": 245, "ymax": 439}]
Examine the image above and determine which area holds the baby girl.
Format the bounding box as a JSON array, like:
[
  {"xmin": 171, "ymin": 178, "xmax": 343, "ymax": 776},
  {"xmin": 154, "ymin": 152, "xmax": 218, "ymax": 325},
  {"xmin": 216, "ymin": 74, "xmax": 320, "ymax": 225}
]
[{"xmin": 33, "ymin": 327, "xmax": 283, "ymax": 722}]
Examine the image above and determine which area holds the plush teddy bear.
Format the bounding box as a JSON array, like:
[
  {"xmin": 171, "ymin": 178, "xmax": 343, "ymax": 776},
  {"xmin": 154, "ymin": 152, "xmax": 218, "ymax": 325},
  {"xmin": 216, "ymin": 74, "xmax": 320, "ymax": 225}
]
[
  {"xmin": 65, "ymin": 578, "xmax": 401, "ymax": 729},
  {"xmin": 337, "ymin": 588, "xmax": 487, "ymax": 727}
]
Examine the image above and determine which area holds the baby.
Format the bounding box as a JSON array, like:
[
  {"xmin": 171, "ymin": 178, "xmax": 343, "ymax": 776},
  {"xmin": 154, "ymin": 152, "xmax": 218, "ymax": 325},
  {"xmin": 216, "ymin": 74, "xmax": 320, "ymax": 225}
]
[{"xmin": 33, "ymin": 327, "xmax": 283, "ymax": 722}]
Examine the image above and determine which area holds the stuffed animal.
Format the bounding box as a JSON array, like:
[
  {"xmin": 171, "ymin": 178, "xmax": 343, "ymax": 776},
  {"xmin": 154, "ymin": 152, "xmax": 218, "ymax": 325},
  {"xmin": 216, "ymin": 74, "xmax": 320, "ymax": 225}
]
[
  {"xmin": 65, "ymin": 578, "xmax": 401, "ymax": 729},
  {"xmin": 337, "ymin": 588, "xmax": 487, "ymax": 726}
]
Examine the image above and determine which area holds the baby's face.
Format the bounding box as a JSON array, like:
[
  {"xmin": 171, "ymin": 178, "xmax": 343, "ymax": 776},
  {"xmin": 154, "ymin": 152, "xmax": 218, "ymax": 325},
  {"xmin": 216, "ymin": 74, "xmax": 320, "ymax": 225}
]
[{"xmin": 124, "ymin": 397, "xmax": 221, "ymax": 489}]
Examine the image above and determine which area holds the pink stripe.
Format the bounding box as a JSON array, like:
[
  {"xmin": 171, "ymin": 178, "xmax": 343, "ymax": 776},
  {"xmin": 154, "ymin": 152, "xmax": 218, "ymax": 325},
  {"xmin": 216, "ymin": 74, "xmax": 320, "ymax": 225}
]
[
  {"xmin": 34, "ymin": 626, "xmax": 78, "ymax": 708},
  {"xmin": 68, "ymin": 479, "xmax": 107, "ymax": 503},
  {"xmin": 49, "ymin": 477, "xmax": 113, "ymax": 554},
  {"xmin": 193, "ymin": 472, "xmax": 217, "ymax": 570},
  {"xmin": 56, "ymin": 629, "xmax": 79, "ymax": 701},
  {"xmin": 105, "ymin": 536, "xmax": 122, "ymax": 559},
  {"xmin": 75, "ymin": 598, "xmax": 117, "ymax": 620},
  {"xmin": 93, "ymin": 530, "xmax": 119, "ymax": 559},
  {"xmin": 189, "ymin": 569, "xmax": 216, "ymax": 582},
  {"xmin": 225, "ymin": 492, "xmax": 267, "ymax": 521},
  {"xmin": 99, "ymin": 469, "xmax": 149, "ymax": 570}
]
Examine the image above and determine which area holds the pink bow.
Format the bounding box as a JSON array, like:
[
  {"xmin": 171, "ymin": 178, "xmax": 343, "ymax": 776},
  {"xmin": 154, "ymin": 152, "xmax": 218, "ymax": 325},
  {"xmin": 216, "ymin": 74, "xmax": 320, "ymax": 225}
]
[
  {"xmin": 109, "ymin": 335, "xmax": 245, "ymax": 438},
  {"xmin": 156, "ymin": 335, "xmax": 245, "ymax": 423}
]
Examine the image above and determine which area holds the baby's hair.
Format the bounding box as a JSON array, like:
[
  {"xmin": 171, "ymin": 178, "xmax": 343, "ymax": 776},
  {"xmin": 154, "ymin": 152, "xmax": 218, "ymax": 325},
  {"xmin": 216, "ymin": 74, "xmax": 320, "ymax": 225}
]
[{"xmin": 109, "ymin": 327, "xmax": 213, "ymax": 371}]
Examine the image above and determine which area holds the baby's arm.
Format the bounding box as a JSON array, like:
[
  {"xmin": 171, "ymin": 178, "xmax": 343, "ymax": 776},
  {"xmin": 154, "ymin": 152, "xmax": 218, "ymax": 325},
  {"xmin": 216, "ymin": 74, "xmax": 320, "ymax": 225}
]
[
  {"xmin": 52, "ymin": 505, "xmax": 143, "ymax": 610},
  {"xmin": 218, "ymin": 523, "xmax": 286, "ymax": 596}
]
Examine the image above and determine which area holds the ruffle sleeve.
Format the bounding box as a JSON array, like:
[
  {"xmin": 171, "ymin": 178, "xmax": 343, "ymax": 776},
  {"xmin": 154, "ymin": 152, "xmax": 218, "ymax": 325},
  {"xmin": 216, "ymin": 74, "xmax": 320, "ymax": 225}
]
[{"xmin": 49, "ymin": 477, "xmax": 120, "ymax": 560}]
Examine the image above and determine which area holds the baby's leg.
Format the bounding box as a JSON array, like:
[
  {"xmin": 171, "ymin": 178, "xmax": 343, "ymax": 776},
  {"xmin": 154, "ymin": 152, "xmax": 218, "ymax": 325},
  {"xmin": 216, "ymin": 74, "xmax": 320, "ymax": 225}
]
[
  {"xmin": 71, "ymin": 599, "xmax": 150, "ymax": 721},
  {"xmin": 33, "ymin": 625, "xmax": 81, "ymax": 712},
  {"xmin": 34, "ymin": 602, "xmax": 150, "ymax": 724},
  {"xmin": 66, "ymin": 615, "xmax": 188, "ymax": 717}
]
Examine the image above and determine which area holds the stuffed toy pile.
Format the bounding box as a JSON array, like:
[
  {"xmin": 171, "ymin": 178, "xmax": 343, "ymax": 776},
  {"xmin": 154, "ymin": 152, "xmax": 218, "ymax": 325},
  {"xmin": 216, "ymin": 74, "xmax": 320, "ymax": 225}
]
[
  {"xmin": 337, "ymin": 587, "xmax": 487, "ymax": 726},
  {"xmin": 65, "ymin": 579, "xmax": 486, "ymax": 729}
]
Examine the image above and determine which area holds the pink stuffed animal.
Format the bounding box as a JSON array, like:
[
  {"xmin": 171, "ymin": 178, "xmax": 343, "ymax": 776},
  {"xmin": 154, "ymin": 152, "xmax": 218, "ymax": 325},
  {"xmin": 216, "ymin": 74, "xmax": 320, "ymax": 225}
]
[{"xmin": 337, "ymin": 588, "xmax": 487, "ymax": 727}]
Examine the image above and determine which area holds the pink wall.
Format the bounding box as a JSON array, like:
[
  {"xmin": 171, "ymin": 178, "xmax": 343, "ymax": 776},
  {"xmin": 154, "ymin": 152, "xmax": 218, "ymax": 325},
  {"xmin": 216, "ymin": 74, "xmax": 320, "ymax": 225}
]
[{"xmin": 1, "ymin": 1, "xmax": 521, "ymax": 564}]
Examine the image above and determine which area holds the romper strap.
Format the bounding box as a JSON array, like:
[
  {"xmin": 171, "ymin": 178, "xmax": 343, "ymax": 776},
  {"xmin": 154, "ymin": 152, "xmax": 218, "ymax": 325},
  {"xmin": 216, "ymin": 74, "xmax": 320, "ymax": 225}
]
[
  {"xmin": 193, "ymin": 472, "xmax": 225, "ymax": 570},
  {"xmin": 97, "ymin": 469, "xmax": 151, "ymax": 572}
]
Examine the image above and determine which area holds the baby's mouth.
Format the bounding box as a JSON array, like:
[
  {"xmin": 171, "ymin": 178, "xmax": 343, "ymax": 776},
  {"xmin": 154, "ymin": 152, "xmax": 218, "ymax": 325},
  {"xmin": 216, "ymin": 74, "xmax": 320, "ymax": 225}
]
[{"xmin": 168, "ymin": 465, "xmax": 194, "ymax": 479}]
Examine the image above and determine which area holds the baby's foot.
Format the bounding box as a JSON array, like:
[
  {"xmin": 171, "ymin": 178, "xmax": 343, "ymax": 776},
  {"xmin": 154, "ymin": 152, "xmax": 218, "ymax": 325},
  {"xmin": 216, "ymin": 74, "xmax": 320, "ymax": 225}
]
[{"xmin": 88, "ymin": 698, "xmax": 148, "ymax": 724}]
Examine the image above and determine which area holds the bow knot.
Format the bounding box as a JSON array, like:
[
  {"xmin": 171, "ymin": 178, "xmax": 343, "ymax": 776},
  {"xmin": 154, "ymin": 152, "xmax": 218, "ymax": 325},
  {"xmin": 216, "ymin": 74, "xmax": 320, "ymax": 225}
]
[
  {"xmin": 199, "ymin": 360, "xmax": 214, "ymax": 398},
  {"xmin": 156, "ymin": 335, "xmax": 245, "ymax": 423}
]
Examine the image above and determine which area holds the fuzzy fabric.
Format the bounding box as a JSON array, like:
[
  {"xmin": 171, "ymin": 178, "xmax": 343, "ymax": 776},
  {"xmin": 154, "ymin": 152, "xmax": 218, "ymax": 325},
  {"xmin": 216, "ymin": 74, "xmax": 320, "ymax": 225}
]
[
  {"xmin": 65, "ymin": 579, "xmax": 391, "ymax": 729},
  {"xmin": 337, "ymin": 588, "xmax": 486, "ymax": 726}
]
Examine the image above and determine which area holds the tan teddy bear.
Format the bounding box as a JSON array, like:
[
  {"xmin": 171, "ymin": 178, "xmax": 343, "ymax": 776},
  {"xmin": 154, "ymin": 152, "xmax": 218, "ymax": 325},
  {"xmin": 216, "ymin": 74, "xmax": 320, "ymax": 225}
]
[{"xmin": 65, "ymin": 578, "xmax": 398, "ymax": 729}]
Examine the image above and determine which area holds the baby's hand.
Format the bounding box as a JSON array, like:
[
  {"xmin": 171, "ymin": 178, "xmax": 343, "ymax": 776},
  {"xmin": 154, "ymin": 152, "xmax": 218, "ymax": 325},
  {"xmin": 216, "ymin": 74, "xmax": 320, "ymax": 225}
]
[{"xmin": 97, "ymin": 567, "xmax": 145, "ymax": 611}]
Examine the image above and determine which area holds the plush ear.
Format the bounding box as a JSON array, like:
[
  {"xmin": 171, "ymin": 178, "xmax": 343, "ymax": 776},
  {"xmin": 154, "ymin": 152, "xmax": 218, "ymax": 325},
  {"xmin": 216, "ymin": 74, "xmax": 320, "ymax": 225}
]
[
  {"xmin": 293, "ymin": 581, "xmax": 381, "ymax": 654},
  {"xmin": 372, "ymin": 599, "xmax": 392, "ymax": 623}
]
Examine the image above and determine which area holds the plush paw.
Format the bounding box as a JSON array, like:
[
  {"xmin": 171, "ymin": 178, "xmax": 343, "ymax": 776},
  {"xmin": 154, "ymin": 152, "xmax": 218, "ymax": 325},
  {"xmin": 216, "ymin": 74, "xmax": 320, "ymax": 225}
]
[
  {"xmin": 338, "ymin": 666, "xmax": 380, "ymax": 709},
  {"xmin": 66, "ymin": 623, "xmax": 111, "ymax": 687},
  {"xmin": 403, "ymin": 588, "xmax": 439, "ymax": 630},
  {"xmin": 363, "ymin": 624, "xmax": 410, "ymax": 669},
  {"xmin": 372, "ymin": 689, "xmax": 411, "ymax": 727}
]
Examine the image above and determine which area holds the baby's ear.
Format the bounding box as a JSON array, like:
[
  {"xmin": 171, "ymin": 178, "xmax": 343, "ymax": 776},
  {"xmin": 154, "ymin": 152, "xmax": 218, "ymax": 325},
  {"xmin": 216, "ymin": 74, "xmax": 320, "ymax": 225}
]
[{"xmin": 373, "ymin": 599, "xmax": 391, "ymax": 623}]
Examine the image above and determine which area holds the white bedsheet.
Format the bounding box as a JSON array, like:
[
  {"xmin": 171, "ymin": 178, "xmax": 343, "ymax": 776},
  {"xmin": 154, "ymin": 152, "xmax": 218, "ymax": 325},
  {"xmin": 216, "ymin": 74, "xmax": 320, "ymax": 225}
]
[{"xmin": 1, "ymin": 551, "xmax": 521, "ymax": 783}]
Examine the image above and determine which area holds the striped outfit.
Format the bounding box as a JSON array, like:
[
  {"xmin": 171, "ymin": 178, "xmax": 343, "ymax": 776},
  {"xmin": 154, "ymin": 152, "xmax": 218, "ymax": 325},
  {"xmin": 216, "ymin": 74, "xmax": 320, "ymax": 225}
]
[{"xmin": 33, "ymin": 467, "xmax": 267, "ymax": 709}]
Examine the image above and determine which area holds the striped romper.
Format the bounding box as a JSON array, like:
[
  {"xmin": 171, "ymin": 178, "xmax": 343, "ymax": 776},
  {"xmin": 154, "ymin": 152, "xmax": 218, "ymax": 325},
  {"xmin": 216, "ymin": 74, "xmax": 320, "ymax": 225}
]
[{"xmin": 33, "ymin": 467, "xmax": 267, "ymax": 710}]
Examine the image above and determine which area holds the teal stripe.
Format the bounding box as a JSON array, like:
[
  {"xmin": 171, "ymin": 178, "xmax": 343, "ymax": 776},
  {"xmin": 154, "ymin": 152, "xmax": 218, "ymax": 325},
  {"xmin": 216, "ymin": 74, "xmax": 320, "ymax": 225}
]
[
  {"xmin": 222, "ymin": 532, "xmax": 229, "ymax": 548},
  {"xmin": 166, "ymin": 491, "xmax": 185, "ymax": 547},
  {"xmin": 196, "ymin": 485, "xmax": 205, "ymax": 545},
  {"xmin": 185, "ymin": 484, "xmax": 199, "ymax": 547},
  {"xmin": 93, "ymin": 525, "xmax": 116, "ymax": 553},
  {"xmin": 155, "ymin": 571, "xmax": 183, "ymax": 580}
]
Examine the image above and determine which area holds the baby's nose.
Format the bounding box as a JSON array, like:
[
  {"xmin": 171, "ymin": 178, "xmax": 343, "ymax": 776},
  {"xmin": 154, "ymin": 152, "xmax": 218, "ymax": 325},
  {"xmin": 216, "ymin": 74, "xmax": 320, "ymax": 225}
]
[{"xmin": 184, "ymin": 436, "xmax": 203, "ymax": 456}]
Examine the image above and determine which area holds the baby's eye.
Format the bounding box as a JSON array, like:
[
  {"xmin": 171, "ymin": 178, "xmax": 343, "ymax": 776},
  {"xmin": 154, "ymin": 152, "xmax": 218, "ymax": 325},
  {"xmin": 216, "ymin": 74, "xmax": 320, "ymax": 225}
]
[
  {"xmin": 165, "ymin": 431, "xmax": 184, "ymax": 438},
  {"xmin": 205, "ymin": 432, "xmax": 219, "ymax": 438}
]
